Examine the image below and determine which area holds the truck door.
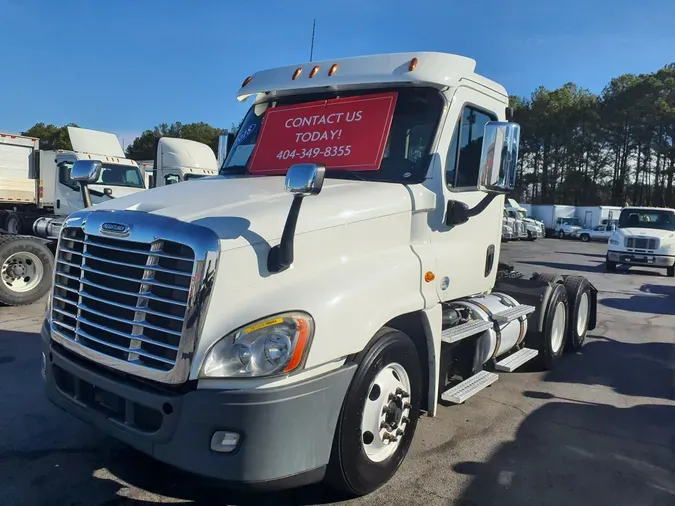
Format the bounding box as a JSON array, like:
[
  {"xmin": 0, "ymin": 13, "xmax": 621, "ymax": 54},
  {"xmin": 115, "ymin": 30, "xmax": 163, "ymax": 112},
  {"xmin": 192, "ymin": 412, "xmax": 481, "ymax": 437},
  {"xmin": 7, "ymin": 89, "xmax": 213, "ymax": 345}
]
[
  {"xmin": 429, "ymin": 87, "xmax": 504, "ymax": 300},
  {"xmin": 53, "ymin": 156, "xmax": 87, "ymax": 216}
]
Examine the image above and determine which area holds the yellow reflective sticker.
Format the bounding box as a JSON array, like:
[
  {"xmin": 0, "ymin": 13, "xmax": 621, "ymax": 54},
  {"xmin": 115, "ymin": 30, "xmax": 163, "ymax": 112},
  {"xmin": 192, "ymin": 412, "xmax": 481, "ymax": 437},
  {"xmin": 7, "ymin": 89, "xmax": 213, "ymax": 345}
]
[{"xmin": 244, "ymin": 317, "xmax": 283, "ymax": 334}]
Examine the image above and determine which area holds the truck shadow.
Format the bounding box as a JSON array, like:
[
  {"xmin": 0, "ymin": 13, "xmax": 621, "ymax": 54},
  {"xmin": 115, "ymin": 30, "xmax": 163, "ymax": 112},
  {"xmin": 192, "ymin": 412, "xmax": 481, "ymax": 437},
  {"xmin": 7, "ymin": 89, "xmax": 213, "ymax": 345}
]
[
  {"xmin": 519, "ymin": 260, "xmax": 605, "ymax": 273},
  {"xmin": 545, "ymin": 335, "xmax": 674, "ymax": 402},
  {"xmin": 555, "ymin": 251, "xmax": 607, "ymax": 258},
  {"xmin": 601, "ymin": 283, "xmax": 675, "ymax": 315},
  {"xmin": 452, "ymin": 400, "xmax": 675, "ymax": 506}
]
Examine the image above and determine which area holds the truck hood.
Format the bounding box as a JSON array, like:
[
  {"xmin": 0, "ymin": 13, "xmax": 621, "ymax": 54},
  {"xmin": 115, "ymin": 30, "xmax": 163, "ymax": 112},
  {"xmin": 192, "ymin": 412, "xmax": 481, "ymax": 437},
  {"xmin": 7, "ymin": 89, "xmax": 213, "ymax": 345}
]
[
  {"xmin": 92, "ymin": 176, "xmax": 413, "ymax": 251},
  {"xmin": 616, "ymin": 227, "xmax": 675, "ymax": 240}
]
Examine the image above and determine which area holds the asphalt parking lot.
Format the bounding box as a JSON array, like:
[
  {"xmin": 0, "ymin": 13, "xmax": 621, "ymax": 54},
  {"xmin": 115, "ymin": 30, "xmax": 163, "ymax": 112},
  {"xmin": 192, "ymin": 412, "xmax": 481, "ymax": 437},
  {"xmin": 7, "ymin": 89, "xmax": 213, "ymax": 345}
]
[{"xmin": 1, "ymin": 238, "xmax": 673, "ymax": 506}]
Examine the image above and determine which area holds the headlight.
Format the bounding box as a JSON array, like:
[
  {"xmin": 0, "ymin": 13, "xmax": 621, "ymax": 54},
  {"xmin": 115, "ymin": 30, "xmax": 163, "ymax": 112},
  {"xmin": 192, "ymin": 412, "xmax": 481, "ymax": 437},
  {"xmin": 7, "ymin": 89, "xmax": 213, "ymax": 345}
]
[
  {"xmin": 609, "ymin": 239, "xmax": 620, "ymax": 245},
  {"xmin": 200, "ymin": 312, "xmax": 314, "ymax": 378}
]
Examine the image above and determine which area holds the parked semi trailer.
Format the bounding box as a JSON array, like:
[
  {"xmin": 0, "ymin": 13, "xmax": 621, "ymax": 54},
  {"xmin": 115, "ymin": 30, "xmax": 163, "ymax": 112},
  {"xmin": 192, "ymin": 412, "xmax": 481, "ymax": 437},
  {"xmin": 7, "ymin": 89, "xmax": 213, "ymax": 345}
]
[
  {"xmin": 42, "ymin": 52, "xmax": 598, "ymax": 496},
  {"xmin": 0, "ymin": 127, "xmax": 147, "ymax": 305}
]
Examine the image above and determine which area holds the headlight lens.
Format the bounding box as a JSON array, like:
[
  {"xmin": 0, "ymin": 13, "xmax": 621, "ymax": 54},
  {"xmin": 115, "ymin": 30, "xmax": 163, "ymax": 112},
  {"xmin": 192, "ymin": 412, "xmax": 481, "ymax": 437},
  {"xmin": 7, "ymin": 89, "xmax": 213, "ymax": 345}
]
[
  {"xmin": 609, "ymin": 239, "xmax": 620, "ymax": 245},
  {"xmin": 200, "ymin": 312, "xmax": 314, "ymax": 378}
]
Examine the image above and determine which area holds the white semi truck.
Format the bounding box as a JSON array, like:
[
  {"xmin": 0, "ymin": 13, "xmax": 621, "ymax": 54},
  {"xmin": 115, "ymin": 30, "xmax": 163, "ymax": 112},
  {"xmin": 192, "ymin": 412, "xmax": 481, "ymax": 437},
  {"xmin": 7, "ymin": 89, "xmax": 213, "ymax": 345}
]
[
  {"xmin": 606, "ymin": 206, "xmax": 675, "ymax": 276},
  {"xmin": 0, "ymin": 127, "xmax": 147, "ymax": 305},
  {"xmin": 138, "ymin": 136, "xmax": 225, "ymax": 189},
  {"xmin": 41, "ymin": 52, "xmax": 598, "ymax": 496},
  {"xmin": 505, "ymin": 198, "xmax": 544, "ymax": 240}
]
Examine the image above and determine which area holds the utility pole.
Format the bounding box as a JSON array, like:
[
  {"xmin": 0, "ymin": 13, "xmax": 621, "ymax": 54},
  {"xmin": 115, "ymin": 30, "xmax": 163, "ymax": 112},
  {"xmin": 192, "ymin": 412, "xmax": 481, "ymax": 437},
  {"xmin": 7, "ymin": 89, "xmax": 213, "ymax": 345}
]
[{"xmin": 310, "ymin": 18, "xmax": 316, "ymax": 62}]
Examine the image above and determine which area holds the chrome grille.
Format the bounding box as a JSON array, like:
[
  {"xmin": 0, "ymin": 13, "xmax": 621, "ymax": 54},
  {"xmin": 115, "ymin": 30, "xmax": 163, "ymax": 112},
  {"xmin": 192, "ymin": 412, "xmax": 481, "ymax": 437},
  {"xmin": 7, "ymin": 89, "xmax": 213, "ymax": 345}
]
[{"xmin": 51, "ymin": 227, "xmax": 196, "ymax": 372}]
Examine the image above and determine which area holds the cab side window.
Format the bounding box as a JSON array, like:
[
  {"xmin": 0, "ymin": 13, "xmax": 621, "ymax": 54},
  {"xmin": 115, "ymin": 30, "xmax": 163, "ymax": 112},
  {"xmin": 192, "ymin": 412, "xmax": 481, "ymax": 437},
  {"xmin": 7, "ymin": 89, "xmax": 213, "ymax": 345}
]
[
  {"xmin": 58, "ymin": 162, "xmax": 78, "ymax": 190},
  {"xmin": 446, "ymin": 106, "xmax": 497, "ymax": 189}
]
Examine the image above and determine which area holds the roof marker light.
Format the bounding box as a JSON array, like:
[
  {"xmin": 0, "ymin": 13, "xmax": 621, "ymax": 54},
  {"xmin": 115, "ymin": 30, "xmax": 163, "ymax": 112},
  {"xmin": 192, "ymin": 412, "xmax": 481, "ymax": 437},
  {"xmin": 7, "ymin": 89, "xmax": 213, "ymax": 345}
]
[
  {"xmin": 328, "ymin": 64, "xmax": 339, "ymax": 76},
  {"xmin": 241, "ymin": 76, "xmax": 253, "ymax": 87},
  {"xmin": 309, "ymin": 65, "xmax": 320, "ymax": 78},
  {"xmin": 292, "ymin": 67, "xmax": 303, "ymax": 80},
  {"xmin": 409, "ymin": 58, "xmax": 418, "ymax": 71}
]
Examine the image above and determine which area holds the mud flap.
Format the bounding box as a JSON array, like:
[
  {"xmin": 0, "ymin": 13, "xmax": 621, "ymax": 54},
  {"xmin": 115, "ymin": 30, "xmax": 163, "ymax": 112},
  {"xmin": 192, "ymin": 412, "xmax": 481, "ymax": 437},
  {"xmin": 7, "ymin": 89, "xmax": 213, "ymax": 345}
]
[{"xmin": 493, "ymin": 277, "xmax": 554, "ymax": 334}]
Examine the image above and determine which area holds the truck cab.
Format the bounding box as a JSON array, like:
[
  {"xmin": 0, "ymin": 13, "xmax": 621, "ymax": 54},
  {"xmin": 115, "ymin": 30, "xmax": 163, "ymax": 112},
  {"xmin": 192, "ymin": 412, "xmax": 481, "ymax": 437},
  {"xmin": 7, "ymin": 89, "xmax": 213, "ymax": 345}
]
[
  {"xmin": 141, "ymin": 137, "xmax": 220, "ymax": 188},
  {"xmin": 606, "ymin": 206, "xmax": 675, "ymax": 276},
  {"xmin": 42, "ymin": 52, "xmax": 597, "ymax": 496},
  {"xmin": 506, "ymin": 198, "xmax": 544, "ymax": 240}
]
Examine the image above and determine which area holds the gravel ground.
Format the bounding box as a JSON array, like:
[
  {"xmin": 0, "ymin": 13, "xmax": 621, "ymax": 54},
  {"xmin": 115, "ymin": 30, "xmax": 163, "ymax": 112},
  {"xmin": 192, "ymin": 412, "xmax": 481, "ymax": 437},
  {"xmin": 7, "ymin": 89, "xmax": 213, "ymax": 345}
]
[{"xmin": 0, "ymin": 237, "xmax": 673, "ymax": 506}]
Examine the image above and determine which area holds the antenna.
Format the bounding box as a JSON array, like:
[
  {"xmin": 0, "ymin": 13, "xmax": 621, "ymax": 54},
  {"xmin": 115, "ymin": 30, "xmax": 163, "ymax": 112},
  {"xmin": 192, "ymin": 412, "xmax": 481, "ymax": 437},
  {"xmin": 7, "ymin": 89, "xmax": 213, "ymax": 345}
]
[{"xmin": 310, "ymin": 18, "xmax": 316, "ymax": 62}]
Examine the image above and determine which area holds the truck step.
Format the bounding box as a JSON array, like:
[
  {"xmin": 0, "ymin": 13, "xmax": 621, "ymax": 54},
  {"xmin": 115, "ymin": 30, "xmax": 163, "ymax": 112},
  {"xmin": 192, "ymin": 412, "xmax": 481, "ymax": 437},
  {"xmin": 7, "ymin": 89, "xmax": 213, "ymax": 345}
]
[
  {"xmin": 495, "ymin": 347, "xmax": 539, "ymax": 372},
  {"xmin": 491, "ymin": 304, "xmax": 535, "ymax": 324},
  {"xmin": 441, "ymin": 320, "xmax": 493, "ymax": 344},
  {"xmin": 440, "ymin": 370, "xmax": 499, "ymax": 404}
]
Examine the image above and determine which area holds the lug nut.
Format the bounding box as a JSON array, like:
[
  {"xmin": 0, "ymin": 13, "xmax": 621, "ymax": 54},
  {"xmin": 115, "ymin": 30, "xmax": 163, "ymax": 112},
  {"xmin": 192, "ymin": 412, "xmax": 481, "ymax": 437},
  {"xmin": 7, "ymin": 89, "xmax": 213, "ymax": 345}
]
[
  {"xmin": 396, "ymin": 429, "xmax": 404, "ymax": 436},
  {"xmin": 403, "ymin": 402, "xmax": 411, "ymax": 410},
  {"xmin": 388, "ymin": 393, "xmax": 397, "ymax": 402},
  {"xmin": 380, "ymin": 421, "xmax": 392, "ymax": 431},
  {"xmin": 396, "ymin": 387, "xmax": 410, "ymax": 398},
  {"xmin": 401, "ymin": 416, "xmax": 409, "ymax": 424}
]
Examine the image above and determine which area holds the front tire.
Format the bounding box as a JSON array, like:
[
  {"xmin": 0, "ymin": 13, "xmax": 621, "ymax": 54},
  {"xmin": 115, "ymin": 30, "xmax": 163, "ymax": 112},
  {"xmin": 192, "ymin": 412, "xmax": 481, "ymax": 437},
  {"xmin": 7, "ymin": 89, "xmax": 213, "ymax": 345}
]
[
  {"xmin": 605, "ymin": 258, "xmax": 617, "ymax": 272},
  {"xmin": 557, "ymin": 230, "xmax": 565, "ymax": 239},
  {"xmin": 667, "ymin": 265, "xmax": 674, "ymax": 278},
  {"xmin": 0, "ymin": 236, "xmax": 53, "ymax": 306},
  {"xmin": 325, "ymin": 327, "xmax": 422, "ymax": 497},
  {"xmin": 580, "ymin": 234, "xmax": 590, "ymax": 242}
]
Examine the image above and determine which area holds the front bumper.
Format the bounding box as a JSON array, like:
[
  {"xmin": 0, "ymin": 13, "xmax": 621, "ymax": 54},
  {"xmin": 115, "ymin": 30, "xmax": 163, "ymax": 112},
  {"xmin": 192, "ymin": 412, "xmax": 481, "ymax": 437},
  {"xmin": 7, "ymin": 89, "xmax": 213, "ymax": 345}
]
[
  {"xmin": 527, "ymin": 228, "xmax": 544, "ymax": 239},
  {"xmin": 502, "ymin": 230, "xmax": 516, "ymax": 240},
  {"xmin": 41, "ymin": 321, "xmax": 355, "ymax": 489},
  {"xmin": 607, "ymin": 251, "xmax": 675, "ymax": 267}
]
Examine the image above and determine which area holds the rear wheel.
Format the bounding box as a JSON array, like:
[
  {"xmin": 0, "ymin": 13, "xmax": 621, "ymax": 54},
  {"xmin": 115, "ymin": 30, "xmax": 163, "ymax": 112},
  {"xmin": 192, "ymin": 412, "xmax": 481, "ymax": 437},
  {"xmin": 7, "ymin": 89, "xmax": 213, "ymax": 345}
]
[
  {"xmin": 562, "ymin": 276, "xmax": 591, "ymax": 351},
  {"xmin": 0, "ymin": 236, "xmax": 53, "ymax": 306},
  {"xmin": 325, "ymin": 327, "xmax": 422, "ymax": 497},
  {"xmin": 526, "ymin": 283, "xmax": 568, "ymax": 370},
  {"xmin": 531, "ymin": 272, "xmax": 564, "ymax": 285}
]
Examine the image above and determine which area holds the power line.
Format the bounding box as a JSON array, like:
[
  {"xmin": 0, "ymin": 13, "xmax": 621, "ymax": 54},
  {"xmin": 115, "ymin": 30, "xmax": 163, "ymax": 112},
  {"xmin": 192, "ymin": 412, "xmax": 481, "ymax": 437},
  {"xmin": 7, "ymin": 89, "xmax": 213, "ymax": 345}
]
[{"xmin": 310, "ymin": 19, "xmax": 316, "ymax": 62}]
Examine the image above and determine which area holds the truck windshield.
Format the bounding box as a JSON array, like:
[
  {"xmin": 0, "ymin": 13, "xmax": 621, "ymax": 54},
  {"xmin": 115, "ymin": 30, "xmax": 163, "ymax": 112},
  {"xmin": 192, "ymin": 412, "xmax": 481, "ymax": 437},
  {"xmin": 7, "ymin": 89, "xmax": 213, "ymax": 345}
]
[
  {"xmin": 618, "ymin": 209, "xmax": 675, "ymax": 231},
  {"xmin": 61, "ymin": 162, "xmax": 144, "ymax": 189},
  {"xmin": 221, "ymin": 87, "xmax": 444, "ymax": 183}
]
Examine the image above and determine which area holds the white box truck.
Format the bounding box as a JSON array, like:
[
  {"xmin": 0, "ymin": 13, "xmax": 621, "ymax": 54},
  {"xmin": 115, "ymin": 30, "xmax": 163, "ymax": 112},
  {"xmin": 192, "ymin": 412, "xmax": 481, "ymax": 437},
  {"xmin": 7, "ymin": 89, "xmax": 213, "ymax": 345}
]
[
  {"xmin": 575, "ymin": 205, "xmax": 621, "ymax": 229},
  {"xmin": 0, "ymin": 127, "xmax": 148, "ymax": 305},
  {"xmin": 531, "ymin": 204, "xmax": 582, "ymax": 238},
  {"xmin": 606, "ymin": 206, "xmax": 675, "ymax": 276},
  {"xmin": 42, "ymin": 52, "xmax": 598, "ymax": 497}
]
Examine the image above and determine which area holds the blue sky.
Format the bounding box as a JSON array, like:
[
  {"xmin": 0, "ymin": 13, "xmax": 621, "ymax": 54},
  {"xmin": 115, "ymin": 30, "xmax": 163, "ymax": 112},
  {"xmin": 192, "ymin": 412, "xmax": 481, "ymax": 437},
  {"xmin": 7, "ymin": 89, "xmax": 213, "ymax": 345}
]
[{"xmin": 1, "ymin": 0, "xmax": 673, "ymax": 147}]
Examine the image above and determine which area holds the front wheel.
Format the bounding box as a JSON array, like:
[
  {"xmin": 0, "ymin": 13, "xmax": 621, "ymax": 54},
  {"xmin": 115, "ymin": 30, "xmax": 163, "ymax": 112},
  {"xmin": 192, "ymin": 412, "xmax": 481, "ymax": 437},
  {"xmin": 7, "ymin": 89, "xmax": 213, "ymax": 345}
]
[
  {"xmin": 325, "ymin": 327, "xmax": 422, "ymax": 497},
  {"xmin": 667, "ymin": 265, "xmax": 674, "ymax": 278},
  {"xmin": 605, "ymin": 259, "xmax": 617, "ymax": 272},
  {"xmin": 557, "ymin": 230, "xmax": 565, "ymax": 239},
  {"xmin": 0, "ymin": 236, "xmax": 54, "ymax": 306},
  {"xmin": 580, "ymin": 234, "xmax": 590, "ymax": 242}
]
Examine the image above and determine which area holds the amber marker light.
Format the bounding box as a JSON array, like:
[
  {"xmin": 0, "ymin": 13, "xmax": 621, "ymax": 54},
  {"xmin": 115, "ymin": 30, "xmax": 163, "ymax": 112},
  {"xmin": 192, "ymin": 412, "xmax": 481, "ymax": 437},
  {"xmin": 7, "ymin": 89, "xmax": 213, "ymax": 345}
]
[
  {"xmin": 283, "ymin": 318, "xmax": 311, "ymax": 372},
  {"xmin": 309, "ymin": 65, "xmax": 320, "ymax": 78},
  {"xmin": 241, "ymin": 76, "xmax": 253, "ymax": 87},
  {"xmin": 328, "ymin": 64, "xmax": 339, "ymax": 76},
  {"xmin": 292, "ymin": 67, "xmax": 303, "ymax": 80},
  {"xmin": 409, "ymin": 57, "xmax": 418, "ymax": 71},
  {"xmin": 424, "ymin": 271, "xmax": 435, "ymax": 283}
]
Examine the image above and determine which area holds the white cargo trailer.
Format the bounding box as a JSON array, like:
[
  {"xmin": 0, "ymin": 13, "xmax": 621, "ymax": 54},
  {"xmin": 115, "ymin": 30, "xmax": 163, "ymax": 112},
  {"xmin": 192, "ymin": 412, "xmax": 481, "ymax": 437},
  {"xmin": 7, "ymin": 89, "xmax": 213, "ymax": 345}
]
[
  {"xmin": 531, "ymin": 204, "xmax": 582, "ymax": 238},
  {"xmin": 575, "ymin": 206, "xmax": 621, "ymax": 229}
]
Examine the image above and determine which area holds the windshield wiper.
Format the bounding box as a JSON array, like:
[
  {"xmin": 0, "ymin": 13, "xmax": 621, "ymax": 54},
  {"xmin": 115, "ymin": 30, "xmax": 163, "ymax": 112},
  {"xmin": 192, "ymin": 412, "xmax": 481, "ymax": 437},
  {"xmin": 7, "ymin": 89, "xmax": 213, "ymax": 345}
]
[
  {"xmin": 326, "ymin": 169, "xmax": 367, "ymax": 181},
  {"xmin": 220, "ymin": 165, "xmax": 248, "ymax": 175}
]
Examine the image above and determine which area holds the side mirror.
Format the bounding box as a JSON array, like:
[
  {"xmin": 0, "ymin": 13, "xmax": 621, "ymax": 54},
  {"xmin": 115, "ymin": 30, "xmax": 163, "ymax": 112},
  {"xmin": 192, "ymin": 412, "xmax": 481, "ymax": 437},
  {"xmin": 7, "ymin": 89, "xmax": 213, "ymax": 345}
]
[
  {"xmin": 268, "ymin": 164, "xmax": 326, "ymax": 273},
  {"xmin": 71, "ymin": 160, "xmax": 102, "ymax": 184},
  {"xmin": 478, "ymin": 122, "xmax": 520, "ymax": 193},
  {"xmin": 285, "ymin": 163, "xmax": 326, "ymax": 196}
]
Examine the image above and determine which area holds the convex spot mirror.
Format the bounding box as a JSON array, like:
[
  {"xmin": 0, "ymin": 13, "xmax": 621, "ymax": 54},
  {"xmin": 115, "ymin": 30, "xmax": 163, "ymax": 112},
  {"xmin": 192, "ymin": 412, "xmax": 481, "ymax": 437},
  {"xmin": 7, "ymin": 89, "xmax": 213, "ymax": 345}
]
[
  {"xmin": 478, "ymin": 122, "xmax": 520, "ymax": 193},
  {"xmin": 71, "ymin": 160, "xmax": 102, "ymax": 184},
  {"xmin": 285, "ymin": 163, "xmax": 326, "ymax": 196}
]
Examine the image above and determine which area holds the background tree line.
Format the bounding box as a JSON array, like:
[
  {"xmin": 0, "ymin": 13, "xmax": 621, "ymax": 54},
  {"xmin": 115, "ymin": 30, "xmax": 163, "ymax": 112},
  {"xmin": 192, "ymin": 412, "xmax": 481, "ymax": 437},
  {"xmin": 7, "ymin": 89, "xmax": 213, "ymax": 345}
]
[
  {"xmin": 20, "ymin": 62, "xmax": 674, "ymax": 207},
  {"xmin": 510, "ymin": 63, "xmax": 675, "ymax": 207},
  {"xmin": 22, "ymin": 120, "xmax": 244, "ymax": 160}
]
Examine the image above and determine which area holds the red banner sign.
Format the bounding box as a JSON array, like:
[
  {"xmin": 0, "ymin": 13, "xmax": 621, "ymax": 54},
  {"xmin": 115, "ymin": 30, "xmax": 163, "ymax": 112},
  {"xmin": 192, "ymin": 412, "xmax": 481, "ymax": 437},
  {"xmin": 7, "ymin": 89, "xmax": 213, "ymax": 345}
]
[{"xmin": 248, "ymin": 92, "xmax": 398, "ymax": 174}]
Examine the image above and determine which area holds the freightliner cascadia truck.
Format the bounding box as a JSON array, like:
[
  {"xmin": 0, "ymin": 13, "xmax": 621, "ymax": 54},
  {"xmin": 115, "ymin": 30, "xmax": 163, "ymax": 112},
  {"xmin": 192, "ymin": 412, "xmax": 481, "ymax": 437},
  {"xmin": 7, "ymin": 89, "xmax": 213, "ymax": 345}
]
[{"xmin": 42, "ymin": 52, "xmax": 597, "ymax": 496}]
